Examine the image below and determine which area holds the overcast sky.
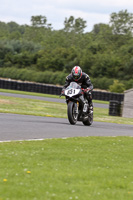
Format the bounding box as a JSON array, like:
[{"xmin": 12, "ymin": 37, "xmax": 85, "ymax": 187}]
[{"xmin": 0, "ymin": 0, "xmax": 133, "ymax": 32}]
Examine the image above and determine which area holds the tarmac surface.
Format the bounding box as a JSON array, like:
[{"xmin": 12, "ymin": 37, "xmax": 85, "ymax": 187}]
[{"xmin": 0, "ymin": 113, "xmax": 133, "ymax": 142}]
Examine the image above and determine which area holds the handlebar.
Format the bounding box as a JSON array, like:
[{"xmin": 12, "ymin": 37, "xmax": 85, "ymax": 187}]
[{"xmin": 81, "ymin": 88, "xmax": 92, "ymax": 92}]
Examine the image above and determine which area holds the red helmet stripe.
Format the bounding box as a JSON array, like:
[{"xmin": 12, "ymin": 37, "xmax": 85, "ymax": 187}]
[{"xmin": 75, "ymin": 66, "xmax": 78, "ymax": 74}]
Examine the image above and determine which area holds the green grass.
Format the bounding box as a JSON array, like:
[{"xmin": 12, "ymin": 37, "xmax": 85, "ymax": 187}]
[
  {"xmin": 0, "ymin": 137, "xmax": 133, "ymax": 200},
  {"xmin": 0, "ymin": 95, "xmax": 67, "ymax": 118},
  {"xmin": 0, "ymin": 88, "xmax": 64, "ymax": 99},
  {"xmin": 0, "ymin": 89, "xmax": 109, "ymax": 104}
]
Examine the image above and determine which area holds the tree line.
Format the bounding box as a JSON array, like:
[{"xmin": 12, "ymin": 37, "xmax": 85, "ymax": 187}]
[{"xmin": 0, "ymin": 10, "xmax": 133, "ymax": 92}]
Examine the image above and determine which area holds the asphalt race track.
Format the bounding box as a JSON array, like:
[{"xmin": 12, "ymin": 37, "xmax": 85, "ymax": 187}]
[{"xmin": 0, "ymin": 113, "xmax": 133, "ymax": 142}]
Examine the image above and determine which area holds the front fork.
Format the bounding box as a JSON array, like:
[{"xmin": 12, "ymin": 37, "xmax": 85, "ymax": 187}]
[
  {"xmin": 74, "ymin": 101, "xmax": 79, "ymax": 114},
  {"xmin": 66, "ymin": 98, "xmax": 79, "ymax": 114}
]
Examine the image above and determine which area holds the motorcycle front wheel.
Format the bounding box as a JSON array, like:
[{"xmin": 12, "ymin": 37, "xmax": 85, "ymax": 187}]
[{"xmin": 67, "ymin": 101, "xmax": 78, "ymax": 125}]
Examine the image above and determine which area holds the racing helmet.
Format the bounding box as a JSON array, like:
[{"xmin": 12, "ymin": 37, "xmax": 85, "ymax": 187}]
[{"xmin": 71, "ymin": 66, "xmax": 82, "ymax": 81}]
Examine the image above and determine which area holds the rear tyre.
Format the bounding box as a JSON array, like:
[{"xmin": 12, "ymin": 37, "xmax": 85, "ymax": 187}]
[
  {"xmin": 67, "ymin": 102, "xmax": 78, "ymax": 125},
  {"xmin": 82, "ymin": 113, "xmax": 93, "ymax": 126}
]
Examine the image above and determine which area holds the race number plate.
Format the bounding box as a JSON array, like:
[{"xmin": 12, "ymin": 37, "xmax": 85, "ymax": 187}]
[
  {"xmin": 67, "ymin": 88, "xmax": 75, "ymax": 95},
  {"xmin": 65, "ymin": 88, "xmax": 80, "ymax": 97}
]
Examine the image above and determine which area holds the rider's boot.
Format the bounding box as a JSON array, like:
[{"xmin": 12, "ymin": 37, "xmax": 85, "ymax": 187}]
[
  {"xmin": 88, "ymin": 102, "xmax": 93, "ymax": 114},
  {"xmin": 83, "ymin": 102, "xmax": 88, "ymax": 113},
  {"xmin": 79, "ymin": 96, "xmax": 87, "ymax": 113}
]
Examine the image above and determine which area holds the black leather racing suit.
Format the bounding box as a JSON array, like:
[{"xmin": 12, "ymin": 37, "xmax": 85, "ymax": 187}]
[{"xmin": 63, "ymin": 72, "xmax": 93, "ymax": 106}]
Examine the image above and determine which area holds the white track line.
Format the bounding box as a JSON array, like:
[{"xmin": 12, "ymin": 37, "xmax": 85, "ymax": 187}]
[{"xmin": 0, "ymin": 137, "xmax": 69, "ymax": 143}]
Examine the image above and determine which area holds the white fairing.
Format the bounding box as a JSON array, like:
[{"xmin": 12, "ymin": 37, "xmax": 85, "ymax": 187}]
[{"xmin": 65, "ymin": 88, "xmax": 80, "ymax": 97}]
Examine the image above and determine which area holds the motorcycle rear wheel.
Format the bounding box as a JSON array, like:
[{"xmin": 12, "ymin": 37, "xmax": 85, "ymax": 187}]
[
  {"xmin": 82, "ymin": 113, "xmax": 93, "ymax": 126},
  {"xmin": 67, "ymin": 101, "xmax": 78, "ymax": 125}
]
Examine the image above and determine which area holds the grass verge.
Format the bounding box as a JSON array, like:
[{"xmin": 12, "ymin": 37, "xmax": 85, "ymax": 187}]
[
  {"xmin": 0, "ymin": 89, "xmax": 109, "ymax": 104},
  {"xmin": 0, "ymin": 137, "xmax": 133, "ymax": 200},
  {"xmin": 0, "ymin": 88, "xmax": 64, "ymax": 99}
]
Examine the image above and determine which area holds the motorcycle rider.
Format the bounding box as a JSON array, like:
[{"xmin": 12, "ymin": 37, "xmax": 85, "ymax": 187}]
[{"xmin": 62, "ymin": 66, "xmax": 93, "ymax": 113}]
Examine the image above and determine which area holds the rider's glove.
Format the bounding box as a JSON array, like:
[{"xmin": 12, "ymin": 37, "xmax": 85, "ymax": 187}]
[
  {"xmin": 61, "ymin": 88, "xmax": 65, "ymax": 94},
  {"xmin": 84, "ymin": 88, "xmax": 91, "ymax": 93}
]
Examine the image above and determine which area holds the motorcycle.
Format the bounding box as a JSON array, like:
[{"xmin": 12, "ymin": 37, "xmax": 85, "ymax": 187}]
[{"xmin": 60, "ymin": 82, "xmax": 93, "ymax": 126}]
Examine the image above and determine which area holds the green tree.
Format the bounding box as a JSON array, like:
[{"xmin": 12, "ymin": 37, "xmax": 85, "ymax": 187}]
[
  {"xmin": 64, "ymin": 16, "xmax": 86, "ymax": 33},
  {"xmin": 9, "ymin": 31, "xmax": 21, "ymax": 40},
  {"xmin": 110, "ymin": 10, "xmax": 133, "ymax": 35},
  {"xmin": 124, "ymin": 57, "xmax": 133, "ymax": 79},
  {"xmin": 0, "ymin": 14, "xmax": 133, "ymax": 90},
  {"xmin": 7, "ymin": 22, "xmax": 19, "ymax": 32},
  {"xmin": 92, "ymin": 23, "xmax": 110, "ymax": 35},
  {"xmin": 0, "ymin": 22, "xmax": 9, "ymax": 39},
  {"xmin": 109, "ymin": 80, "xmax": 125, "ymax": 93},
  {"xmin": 31, "ymin": 15, "xmax": 52, "ymax": 29}
]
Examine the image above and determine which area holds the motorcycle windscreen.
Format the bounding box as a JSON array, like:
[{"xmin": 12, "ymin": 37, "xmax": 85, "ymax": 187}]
[{"xmin": 68, "ymin": 82, "xmax": 81, "ymax": 89}]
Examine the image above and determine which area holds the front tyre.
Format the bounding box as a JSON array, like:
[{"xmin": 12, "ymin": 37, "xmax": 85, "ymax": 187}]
[{"xmin": 67, "ymin": 101, "xmax": 78, "ymax": 125}]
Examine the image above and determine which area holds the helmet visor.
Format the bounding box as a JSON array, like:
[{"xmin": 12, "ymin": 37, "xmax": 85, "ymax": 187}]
[{"xmin": 74, "ymin": 75, "xmax": 80, "ymax": 79}]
